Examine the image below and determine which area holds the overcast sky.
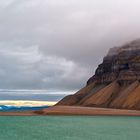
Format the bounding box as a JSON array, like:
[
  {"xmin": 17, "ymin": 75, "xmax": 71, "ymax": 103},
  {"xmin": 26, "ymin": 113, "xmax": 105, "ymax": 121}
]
[{"xmin": 0, "ymin": 0, "xmax": 140, "ymax": 91}]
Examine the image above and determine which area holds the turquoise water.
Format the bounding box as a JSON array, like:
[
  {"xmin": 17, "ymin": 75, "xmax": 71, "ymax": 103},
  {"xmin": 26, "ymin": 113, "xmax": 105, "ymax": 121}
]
[{"xmin": 0, "ymin": 116, "xmax": 140, "ymax": 140}]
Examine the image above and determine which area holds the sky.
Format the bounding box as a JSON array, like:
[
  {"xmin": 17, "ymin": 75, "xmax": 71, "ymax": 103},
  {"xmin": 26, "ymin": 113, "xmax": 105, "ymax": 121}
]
[{"xmin": 0, "ymin": 0, "xmax": 140, "ymax": 91}]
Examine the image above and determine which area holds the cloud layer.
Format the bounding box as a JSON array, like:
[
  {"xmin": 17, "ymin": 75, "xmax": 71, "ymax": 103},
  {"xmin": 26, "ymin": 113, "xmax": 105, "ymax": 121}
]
[{"xmin": 0, "ymin": 0, "xmax": 140, "ymax": 90}]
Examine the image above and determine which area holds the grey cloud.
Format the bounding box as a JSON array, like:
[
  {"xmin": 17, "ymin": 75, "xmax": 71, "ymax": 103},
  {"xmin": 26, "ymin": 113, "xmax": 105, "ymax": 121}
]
[
  {"xmin": 40, "ymin": 0, "xmax": 140, "ymax": 67},
  {"xmin": 0, "ymin": 0, "xmax": 140, "ymax": 90},
  {"xmin": 0, "ymin": 46, "xmax": 89, "ymax": 90}
]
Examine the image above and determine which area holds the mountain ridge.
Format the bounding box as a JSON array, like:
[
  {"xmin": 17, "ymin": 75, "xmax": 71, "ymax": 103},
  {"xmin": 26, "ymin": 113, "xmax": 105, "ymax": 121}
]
[{"xmin": 57, "ymin": 39, "xmax": 140, "ymax": 110}]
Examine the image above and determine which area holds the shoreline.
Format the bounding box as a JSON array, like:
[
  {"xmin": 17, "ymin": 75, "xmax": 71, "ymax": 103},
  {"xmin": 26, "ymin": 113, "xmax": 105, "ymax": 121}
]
[{"xmin": 0, "ymin": 106, "xmax": 140, "ymax": 116}]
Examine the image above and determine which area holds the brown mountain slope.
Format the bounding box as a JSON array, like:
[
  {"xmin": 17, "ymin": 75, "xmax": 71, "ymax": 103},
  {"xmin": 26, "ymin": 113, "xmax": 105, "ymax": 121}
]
[
  {"xmin": 77, "ymin": 84, "xmax": 106, "ymax": 105},
  {"xmin": 56, "ymin": 82, "xmax": 97, "ymax": 106},
  {"xmin": 122, "ymin": 85, "xmax": 140, "ymax": 109},
  {"xmin": 110, "ymin": 81, "xmax": 139, "ymax": 108},
  {"xmin": 81, "ymin": 81, "xmax": 120, "ymax": 107}
]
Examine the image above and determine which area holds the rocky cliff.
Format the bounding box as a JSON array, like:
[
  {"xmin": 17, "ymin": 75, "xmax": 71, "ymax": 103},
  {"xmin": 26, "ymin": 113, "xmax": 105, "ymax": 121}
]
[{"xmin": 57, "ymin": 39, "xmax": 140, "ymax": 110}]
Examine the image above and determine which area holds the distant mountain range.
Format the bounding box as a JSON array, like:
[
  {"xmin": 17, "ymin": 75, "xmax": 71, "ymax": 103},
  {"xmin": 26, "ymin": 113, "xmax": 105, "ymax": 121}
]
[
  {"xmin": 57, "ymin": 39, "xmax": 140, "ymax": 110},
  {"xmin": 0, "ymin": 100, "xmax": 57, "ymax": 111},
  {"xmin": 0, "ymin": 105, "xmax": 49, "ymax": 111}
]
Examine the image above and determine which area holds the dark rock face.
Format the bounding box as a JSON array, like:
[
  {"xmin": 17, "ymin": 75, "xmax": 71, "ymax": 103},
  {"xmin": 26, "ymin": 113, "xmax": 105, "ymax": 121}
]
[
  {"xmin": 57, "ymin": 39, "xmax": 140, "ymax": 110},
  {"xmin": 87, "ymin": 39, "xmax": 140, "ymax": 85}
]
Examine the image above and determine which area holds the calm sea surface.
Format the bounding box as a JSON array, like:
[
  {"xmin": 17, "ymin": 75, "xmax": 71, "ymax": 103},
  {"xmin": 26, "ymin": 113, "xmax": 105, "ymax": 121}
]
[{"xmin": 0, "ymin": 116, "xmax": 140, "ymax": 140}]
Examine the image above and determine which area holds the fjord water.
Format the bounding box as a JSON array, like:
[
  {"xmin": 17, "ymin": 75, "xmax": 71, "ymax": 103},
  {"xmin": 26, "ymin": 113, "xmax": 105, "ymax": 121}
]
[{"xmin": 0, "ymin": 116, "xmax": 140, "ymax": 140}]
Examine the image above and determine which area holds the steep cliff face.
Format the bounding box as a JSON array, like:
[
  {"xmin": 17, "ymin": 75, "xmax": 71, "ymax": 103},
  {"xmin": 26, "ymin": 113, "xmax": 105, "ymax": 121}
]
[
  {"xmin": 57, "ymin": 39, "xmax": 140, "ymax": 110},
  {"xmin": 87, "ymin": 39, "xmax": 140, "ymax": 85}
]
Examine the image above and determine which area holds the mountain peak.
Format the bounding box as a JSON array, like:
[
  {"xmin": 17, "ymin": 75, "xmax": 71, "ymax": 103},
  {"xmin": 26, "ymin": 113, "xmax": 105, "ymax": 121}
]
[{"xmin": 107, "ymin": 39, "xmax": 140, "ymax": 56}]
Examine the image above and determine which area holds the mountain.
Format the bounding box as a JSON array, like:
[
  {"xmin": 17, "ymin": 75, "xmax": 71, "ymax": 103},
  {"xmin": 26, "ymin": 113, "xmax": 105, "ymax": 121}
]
[
  {"xmin": 0, "ymin": 105, "xmax": 49, "ymax": 112},
  {"xmin": 57, "ymin": 39, "xmax": 140, "ymax": 110}
]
